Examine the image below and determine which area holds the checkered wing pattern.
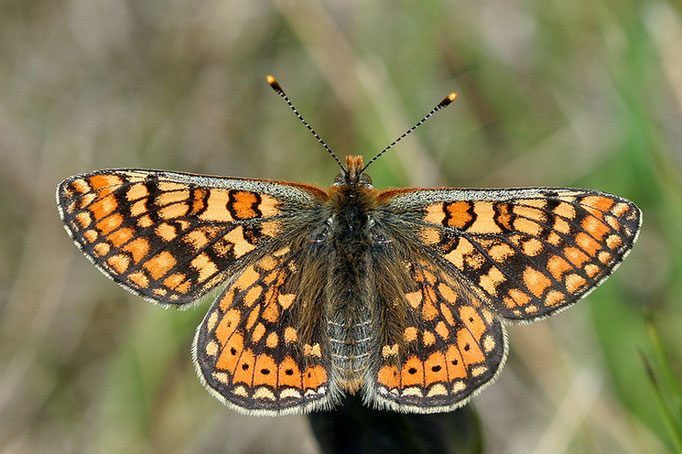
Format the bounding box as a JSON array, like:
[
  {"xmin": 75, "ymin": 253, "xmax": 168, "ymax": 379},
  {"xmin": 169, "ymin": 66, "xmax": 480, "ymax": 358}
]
[
  {"xmin": 194, "ymin": 249, "xmax": 337, "ymax": 415},
  {"xmin": 370, "ymin": 259, "xmax": 507, "ymax": 412},
  {"xmin": 56, "ymin": 169, "xmax": 326, "ymax": 306},
  {"xmin": 380, "ymin": 187, "xmax": 641, "ymax": 320}
]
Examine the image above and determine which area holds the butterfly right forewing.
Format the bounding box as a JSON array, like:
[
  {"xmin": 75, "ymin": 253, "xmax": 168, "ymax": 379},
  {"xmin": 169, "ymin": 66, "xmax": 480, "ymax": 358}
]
[{"xmin": 380, "ymin": 187, "xmax": 641, "ymax": 321}]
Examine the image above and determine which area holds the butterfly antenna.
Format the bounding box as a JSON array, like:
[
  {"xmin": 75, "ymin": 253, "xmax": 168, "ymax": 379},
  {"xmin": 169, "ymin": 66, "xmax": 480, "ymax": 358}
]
[
  {"xmin": 361, "ymin": 92, "xmax": 458, "ymax": 173},
  {"xmin": 266, "ymin": 75, "xmax": 345, "ymax": 173}
]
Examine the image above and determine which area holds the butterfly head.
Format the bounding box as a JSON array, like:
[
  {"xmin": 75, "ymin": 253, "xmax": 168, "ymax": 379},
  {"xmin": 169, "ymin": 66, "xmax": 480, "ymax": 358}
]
[{"xmin": 333, "ymin": 155, "xmax": 373, "ymax": 189}]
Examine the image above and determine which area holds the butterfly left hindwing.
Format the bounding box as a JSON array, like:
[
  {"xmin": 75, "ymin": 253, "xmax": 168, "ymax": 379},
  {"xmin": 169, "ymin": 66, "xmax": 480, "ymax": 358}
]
[{"xmin": 194, "ymin": 248, "xmax": 341, "ymax": 415}]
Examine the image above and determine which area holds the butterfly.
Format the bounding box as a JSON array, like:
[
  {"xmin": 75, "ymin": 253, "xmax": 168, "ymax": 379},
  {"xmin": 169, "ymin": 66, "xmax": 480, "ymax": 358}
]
[{"xmin": 57, "ymin": 75, "xmax": 641, "ymax": 415}]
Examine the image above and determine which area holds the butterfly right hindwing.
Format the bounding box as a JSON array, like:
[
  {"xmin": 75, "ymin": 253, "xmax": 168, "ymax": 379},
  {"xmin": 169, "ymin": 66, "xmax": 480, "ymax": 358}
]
[{"xmin": 366, "ymin": 257, "xmax": 507, "ymax": 412}]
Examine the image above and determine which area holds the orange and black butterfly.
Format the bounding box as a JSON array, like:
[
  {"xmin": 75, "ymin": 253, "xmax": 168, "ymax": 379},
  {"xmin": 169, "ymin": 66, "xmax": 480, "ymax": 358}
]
[{"xmin": 57, "ymin": 75, "xmax": 641, "ymax": 415}]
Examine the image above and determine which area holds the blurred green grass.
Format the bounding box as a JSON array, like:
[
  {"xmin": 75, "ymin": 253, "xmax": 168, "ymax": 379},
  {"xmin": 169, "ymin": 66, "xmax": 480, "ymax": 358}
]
[{"xmin": 1, "ymin": 0, "xmax": 681, "ymax": 453}]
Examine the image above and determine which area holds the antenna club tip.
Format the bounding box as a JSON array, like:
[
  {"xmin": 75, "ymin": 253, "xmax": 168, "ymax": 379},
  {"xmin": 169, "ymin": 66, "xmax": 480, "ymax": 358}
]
[
  {"xmin": 266, "ymin": 74, "xmax": 282, "ymax": 92},
  {"xmin": 438, "ymin": 92, "xmax": 458, "ymax": 107}
]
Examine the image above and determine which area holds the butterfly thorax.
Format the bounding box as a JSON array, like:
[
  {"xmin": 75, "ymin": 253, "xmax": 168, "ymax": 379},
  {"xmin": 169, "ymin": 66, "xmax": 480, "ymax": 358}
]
[{"xmin": 324, "ymin": 156, "xmax": 379, "ymax": 392}]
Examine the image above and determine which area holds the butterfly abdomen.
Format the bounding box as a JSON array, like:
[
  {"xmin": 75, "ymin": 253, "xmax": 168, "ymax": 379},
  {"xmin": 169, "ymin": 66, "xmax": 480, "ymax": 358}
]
[{"xmin": 327, "ymin": 318, "xmax": 372, "ymax": 392}]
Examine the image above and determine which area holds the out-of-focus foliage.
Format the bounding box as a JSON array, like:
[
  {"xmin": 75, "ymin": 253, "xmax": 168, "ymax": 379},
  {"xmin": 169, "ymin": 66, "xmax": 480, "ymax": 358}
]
[{"xmin": 0, "ymin": 1, "xmax": 680, "ymax": 453}]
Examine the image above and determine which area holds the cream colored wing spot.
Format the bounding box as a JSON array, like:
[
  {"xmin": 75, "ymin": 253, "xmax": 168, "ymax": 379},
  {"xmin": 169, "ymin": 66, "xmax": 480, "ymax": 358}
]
[{"xmin": 224, "ymin": 226, "xmax": 257, "ymax": 258}]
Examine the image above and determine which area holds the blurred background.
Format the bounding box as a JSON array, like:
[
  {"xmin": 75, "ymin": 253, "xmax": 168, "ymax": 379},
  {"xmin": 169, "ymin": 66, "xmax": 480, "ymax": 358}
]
[{"xmin": 1, "ymin": 0, "xmax": 681, "ymax": 453}]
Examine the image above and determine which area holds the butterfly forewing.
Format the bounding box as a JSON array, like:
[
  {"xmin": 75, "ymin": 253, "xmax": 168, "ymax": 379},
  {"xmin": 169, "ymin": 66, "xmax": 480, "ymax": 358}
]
[
  {"xmin": 57, "ymin": 169, "xmax": 326, "ymax": 306},
  {"xmin": 380, "ymin": 187, "xmax": 641, "ymax": 320}
]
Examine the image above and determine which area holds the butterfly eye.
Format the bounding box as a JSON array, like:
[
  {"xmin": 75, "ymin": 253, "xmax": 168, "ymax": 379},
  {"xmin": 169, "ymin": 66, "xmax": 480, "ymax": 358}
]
[
  {"xmin": 333, "ymin": 173, "xmax": 345, "ymax": 186},
  {"xmin": 358, "ymin": 174, "xmax": 373, "ymax": 188}
]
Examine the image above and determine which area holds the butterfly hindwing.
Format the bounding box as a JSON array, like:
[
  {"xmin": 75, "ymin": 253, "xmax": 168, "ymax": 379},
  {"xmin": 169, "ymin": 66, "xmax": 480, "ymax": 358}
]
[
  {"xmin": 57, "ymin": 169, "xmax": 326, "ymax": 306},
  {"xmin": 380, "ymin": 187, "xmax": 641, "ymax": 320},
  {"xmin": 194, "ymin": 249, "xmax": 339, "ymax": 415},
  {"xmin": 367, "ymin": 258, "xmax": 507, "ymax": 412}
]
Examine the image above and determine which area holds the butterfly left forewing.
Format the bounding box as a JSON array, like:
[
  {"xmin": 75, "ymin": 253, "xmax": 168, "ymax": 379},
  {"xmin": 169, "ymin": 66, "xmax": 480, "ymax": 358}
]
[
  {"xmin": 57, "ymin": 169, "xmax": 327, "ymax": 306},
  {"xmin": 379, "ymin": 187, "xmax": 641, "ymax": 320}
]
